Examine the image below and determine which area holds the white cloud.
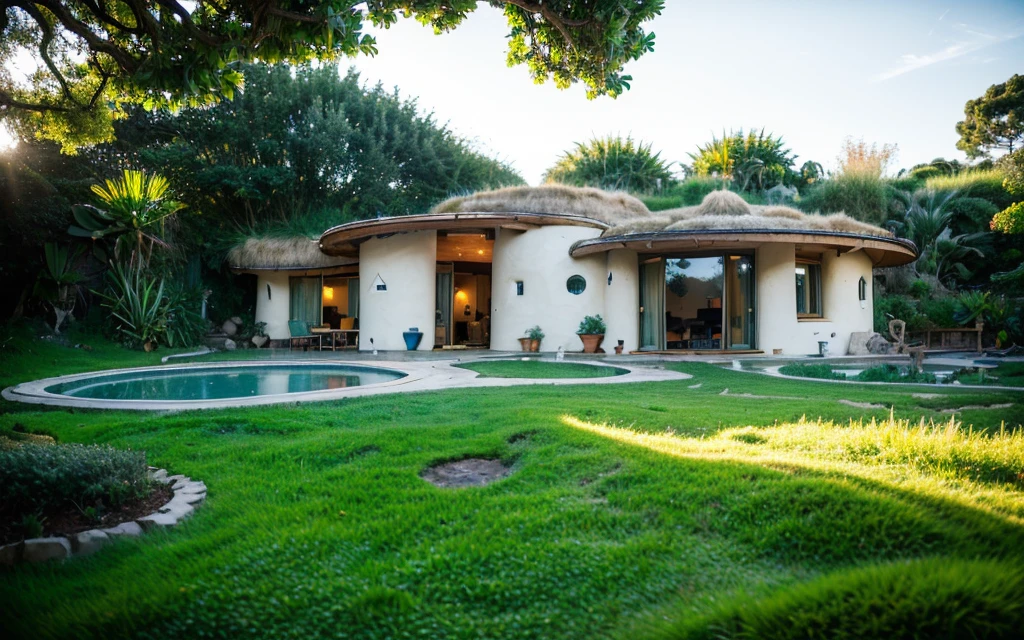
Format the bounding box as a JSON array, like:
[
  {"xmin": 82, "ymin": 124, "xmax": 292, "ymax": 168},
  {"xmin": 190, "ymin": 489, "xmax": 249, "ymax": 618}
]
[{"xmin": 873, "ymin": 31, "xmax": 1019, "ymax": 82}]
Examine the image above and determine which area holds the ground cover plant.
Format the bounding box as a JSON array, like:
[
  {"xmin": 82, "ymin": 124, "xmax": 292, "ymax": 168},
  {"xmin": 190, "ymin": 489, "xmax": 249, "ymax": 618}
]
[
  {"xmin": 456, "ymin": 360, "xmax": 627, "ymax": 379},
  {"xmin": 856, "ymin": 364, "xmax": 938, "ymax": 384},
  {"xmin": 0, "ymin": 334, "xmax": 1022, "ymax": 639},
  {"xmin": 946, "ymin": 362, "xmax": 1024, "ymax": 387},
  {"xmin": 777, "ymin": 362, "xmax": 846, "ymax": 380}
]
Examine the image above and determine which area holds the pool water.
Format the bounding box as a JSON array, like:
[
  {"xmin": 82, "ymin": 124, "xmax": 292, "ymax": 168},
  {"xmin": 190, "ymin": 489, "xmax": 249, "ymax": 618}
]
[{"xmin": 46, "ymin": 365, "xmax": 406, "ymax": 401}]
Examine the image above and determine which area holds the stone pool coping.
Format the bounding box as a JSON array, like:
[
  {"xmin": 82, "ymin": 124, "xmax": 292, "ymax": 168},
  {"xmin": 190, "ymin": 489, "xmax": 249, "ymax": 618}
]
[
  {"xmin": 0, "ymin": 467, "xmax": 205, "ymax": 566},
  {"xmin": 2, "ymin": 359, "xmax": 689, "ymax": 411},
  {"xmin": 747, "ymin": 364, "xmax": 1024, "ymax": 391}
]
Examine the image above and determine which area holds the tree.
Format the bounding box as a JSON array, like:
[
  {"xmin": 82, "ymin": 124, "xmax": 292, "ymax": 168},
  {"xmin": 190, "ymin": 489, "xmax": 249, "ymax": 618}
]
[
  {"xmin": 688, "ymin": 129, "xmax": 795, "ymax": 191},
  {"xmin": 117, "ymin": 63, "xmax": 524, "ymax": 239},
  {"xmin": 0, "ymin": 0, "xmax": 664, "ymax": 151},
  {"xmin": 956, "ymin": 74, "xmax": 1024, "ymax": 159},
  {"xmin": 543, "ymin": 135, "xmax": 675, "ymax": 192}
]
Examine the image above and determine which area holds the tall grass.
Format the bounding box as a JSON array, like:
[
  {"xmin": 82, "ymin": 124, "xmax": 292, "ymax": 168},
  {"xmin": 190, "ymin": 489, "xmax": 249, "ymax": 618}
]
[{"xmin": 926, "ymin": 169, "xmax": 1014, "ymax": 208}]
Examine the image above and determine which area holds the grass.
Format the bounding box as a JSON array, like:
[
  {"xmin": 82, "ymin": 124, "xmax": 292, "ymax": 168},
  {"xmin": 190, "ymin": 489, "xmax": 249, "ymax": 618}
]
[
  {"xmin": 1, "ymin": 331, "xmax": 1023, "ymax": 639},
  {"xmin": 456, "ymin": 360, "xmax": 627, "ymax": 379},
  {"xmin": 948, "ymin": 363, "xmax": 1024, "ymax": 387}
]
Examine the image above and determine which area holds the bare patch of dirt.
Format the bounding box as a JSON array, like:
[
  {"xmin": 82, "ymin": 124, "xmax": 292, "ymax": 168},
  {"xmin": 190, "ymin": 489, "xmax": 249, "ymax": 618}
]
[
  {"xmin": 719, "ymin": 388, "xmax": 802, "ymax": 400},
  {"xmin": 0, "ymin": 483, "xmax": 173, "ymax": 545},
  {"xmin": 838, "ymin": 399, "xmax": 887, "ymax": 410},
  {"xmin": 913, "ymin": 393, "xmax": 944, "ymax": 399},
  {"xmin": 421, "ymin": 458, "xmax": 512, "ymax": 488},
  {"xmin": 940, "ymin": 403, "xmax": 1014, "ymax": 414}
]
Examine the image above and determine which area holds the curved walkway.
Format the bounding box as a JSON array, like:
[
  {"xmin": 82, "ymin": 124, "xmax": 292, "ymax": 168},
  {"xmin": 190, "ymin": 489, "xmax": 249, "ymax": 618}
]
[{"xmin": 2, "ymin": 359, "xmax": 690, "ymax": 411}]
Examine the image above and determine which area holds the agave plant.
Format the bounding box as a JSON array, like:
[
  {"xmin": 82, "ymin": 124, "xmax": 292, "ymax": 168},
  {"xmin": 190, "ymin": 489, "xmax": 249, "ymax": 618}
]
[
  {"xmin": 689, "ymin": 129, "xmax": 795, "ymax": 192},
  {"xmin": 69, "ymin": 170, "xmax": 184, "ymax": 267},
  {"xmin": 32, "ymin": 243, "xmax": 84, "ymax": 333},
  {"xmin": 97, "ymin": 261, "xmax": 168, "ymax": 350},
  {"xmin": 898, "ymin": 189, "xmax": 986, "ymax": 286}
]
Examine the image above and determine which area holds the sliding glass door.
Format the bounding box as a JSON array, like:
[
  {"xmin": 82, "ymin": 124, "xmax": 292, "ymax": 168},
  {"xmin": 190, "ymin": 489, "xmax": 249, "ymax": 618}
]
[
  {"xmin": 725, "ymin": 255, "xmax": 755, "ymax": 350},
  {"xmin": 639, "ymin": 260, "xmax": 665, "ymax": 350}
]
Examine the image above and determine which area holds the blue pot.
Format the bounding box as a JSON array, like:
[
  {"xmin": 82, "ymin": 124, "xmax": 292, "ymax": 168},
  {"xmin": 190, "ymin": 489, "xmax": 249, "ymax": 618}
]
[{"xmin": 403, "ymin": 331, "xmax": 424, "ymax": 351}]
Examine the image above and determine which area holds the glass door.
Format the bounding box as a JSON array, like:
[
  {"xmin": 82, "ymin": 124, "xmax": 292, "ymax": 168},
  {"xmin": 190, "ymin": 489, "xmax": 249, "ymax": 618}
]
[
  {"xmin": 435, "ymin": 264, "xmax": 454, "ymax": 347},
  {"xmin": 725, "ymin": 255, "xmax": 755, "ymax": 349},
  {"xmin": 639, "ymin": 259, "xmax": 665, "ymax": 350}
]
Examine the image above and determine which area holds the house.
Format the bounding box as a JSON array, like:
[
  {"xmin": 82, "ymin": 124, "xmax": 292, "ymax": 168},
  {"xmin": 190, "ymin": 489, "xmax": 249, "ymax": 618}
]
[{"xmin": 231, "ymin": 186, "xmax": 918, "ymax": 355}]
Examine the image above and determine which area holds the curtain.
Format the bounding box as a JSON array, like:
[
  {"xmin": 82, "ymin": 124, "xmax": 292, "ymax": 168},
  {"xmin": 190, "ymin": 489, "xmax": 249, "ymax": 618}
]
[
  {"xmin": 347, "ymin": 277, "xmax": 359, "ymax": 320},
  {"xmin": 435, "ymin": 271, "xmax": 453, "ymax": 345},
  {"xmin": 289, "ymin": 276, "xmax": 322, "ymax": 326},
  {"xmin": 640, "ymin": 260, "xmax": 665, "ymax": 350}
]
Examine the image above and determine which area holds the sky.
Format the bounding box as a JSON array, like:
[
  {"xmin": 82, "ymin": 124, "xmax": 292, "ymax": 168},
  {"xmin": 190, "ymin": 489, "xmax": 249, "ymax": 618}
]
[{"xmin": 346, "ymin": 0, "xmax": 1024, "ymax": 185}]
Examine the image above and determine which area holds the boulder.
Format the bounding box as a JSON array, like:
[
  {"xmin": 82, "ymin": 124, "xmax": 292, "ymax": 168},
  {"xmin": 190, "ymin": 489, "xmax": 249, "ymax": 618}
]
[
  {"xmin": 72, "ymin": 530, "xmax": 109, "ymax": 556},
  {"xmin": 223, "ymin": 338, "xmax": 237, "ymax": 351},
  {"xmin": 848, "ymin": 331, "xmax": 891, "ymax": 355},
  {"xmin": 221, "ymin": 320, "xmax": 238, "ymax": 336},
  {"xmin": 230, "ymin": 316, "xmax": 243, "ymax": 326},
  {"xmin": 102, "ymin": 521, "xmax": 143, "ymax": 538},
  {"xmin": 0, "ymin": 541, "xmax": 23, "ymax": 565},
  {"xmin": 23, "ymin": 537, "xmax": 71, "ymax": 563}
]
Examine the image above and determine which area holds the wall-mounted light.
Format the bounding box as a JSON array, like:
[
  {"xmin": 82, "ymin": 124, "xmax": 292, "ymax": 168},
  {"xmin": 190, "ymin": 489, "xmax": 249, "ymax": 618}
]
[
  {"xmin": 607, "ymin": 272, "xmax": 613, "ymax": 285},
  {"xmin": 323, "ymin": 286, "xmax": 334, "ymax": 302},
  {"xmin": 858, "ymin": 276, "xmax": 867, "ymax": 309},
  {"xmin": 267, "ymin": 284, "xmax": 272, "ymax": 300},
  {"xmin": 515, "ymin": 281, "xmax": 524, "ymax": 296}
]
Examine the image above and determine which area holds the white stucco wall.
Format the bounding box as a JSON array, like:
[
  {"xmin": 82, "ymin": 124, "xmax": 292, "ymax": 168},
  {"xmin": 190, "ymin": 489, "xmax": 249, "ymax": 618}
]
[
  {"xmin": 755, "ymin": 244, "xmax": 875, "ymax": 355},
  {"xmin": 491, "ymin": 225, "xmax": 606, "ymax": 352},
  {"xmin": 358, "ymin": 230, "xmax": 437, "ymax": 351},
  {"xmin": 254, "ymin": 271, "xmax": 291, "ymax": 340},
  {"xmin": 604, "ymin": 249, "xmax": 640, "ymax": 353}
]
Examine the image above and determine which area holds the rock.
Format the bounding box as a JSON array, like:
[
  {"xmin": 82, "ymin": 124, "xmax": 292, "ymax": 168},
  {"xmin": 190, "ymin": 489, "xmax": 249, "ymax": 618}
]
[
  {"xmin": 149, "ymin": 468, "xmax": 168, "ymax": 483},
  {"xmin": 177, "ymin": 481, "xmax": 206, "ymax": 495},
  {"xmin": 221, "ymin": 320, "xmax": 238, "ymax": 336},
  {"xmin": 166, "ymin": 474, "xmax": 187, "ymax": 485},
  {"xmin": 22, "ymin": 537, "xmax": 71, "ymax": 563},
  {"xmin": 137, "ymin": 513, "xmax": 178, "ymax": 530},
  {"xmin": 102, "ymin": 521, "xmax": 143, "ymax": 538},
  {"xmin": 175, "ymin": 491, "xmax": 206, "ymax": 505},
  {"xmin": 158, "ymin": 499, "xmax": 194, "ymax": 520},
  {"xmin": 230, "ymin": 316, "xmax": 243, "ymax": 326},
  {"xmin": 0, "ymin": 541, "xmax": 23, "ymax": 565},
  {"xmin": 171, "ymin": 476, "xmax": 191, "ymax": 490},
  {"xmin": 866, "ymin": 334, "xmax": 892, "ymax": 355},
  {"xmin": 72, "ymin": 530, "xmax": 109, "ymax": 556},
  {"xmin": 848, "ymin": 331, "xmax": 891, "ymax": 355},
  {"xmin": 223, "ymin": 338, "xmax": 237, "ymax": 351}
]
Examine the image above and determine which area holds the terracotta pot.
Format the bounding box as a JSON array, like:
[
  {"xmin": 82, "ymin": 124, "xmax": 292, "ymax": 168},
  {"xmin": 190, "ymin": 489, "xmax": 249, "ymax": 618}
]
[
  {"xmin": 579, "ymin": 333, "xmax": 604, "ymax": 354},
  {"xmin": 251, "ymin": 335, "xmax": 269, "ymax": 348},
  {"xmin": 529, "ymin": 339, "xmax": 541, "ymax": 352},
  {"xmin": 519, "ymin": 337, "xmax": 531, "ymax": 352}
]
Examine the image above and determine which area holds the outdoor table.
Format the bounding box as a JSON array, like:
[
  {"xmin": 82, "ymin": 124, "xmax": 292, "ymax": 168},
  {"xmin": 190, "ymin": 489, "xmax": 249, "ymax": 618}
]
[{"xmin": 310, "ymin": 328, "xmax": 359, "ymax": 351}]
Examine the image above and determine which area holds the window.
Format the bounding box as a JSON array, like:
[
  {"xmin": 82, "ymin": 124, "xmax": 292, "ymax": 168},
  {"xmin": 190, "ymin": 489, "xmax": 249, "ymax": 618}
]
[
  {"xmin": 858, "ymin": 276, "xmax": 867, "ymax": 301},
  {"xmin": 566, "ymin": 275, "xmax": 586, "ymax": 295},
  {"xmin": 515, "ymin": 281, "xmax": 524, "ymax": 296},
  {"xmin": 795, "ymin": 262, "xmax": 822, "ymax": 317}
]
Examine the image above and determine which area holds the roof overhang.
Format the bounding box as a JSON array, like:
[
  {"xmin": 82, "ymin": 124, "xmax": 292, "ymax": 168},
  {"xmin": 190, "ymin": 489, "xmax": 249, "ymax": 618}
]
[
  {"xmin": 319, "ymin": 212, "xmax": 608, "ymax": 257},
  {"xmin": 571, "ymin": 229, "xmax": 919, "ymax": 268}
]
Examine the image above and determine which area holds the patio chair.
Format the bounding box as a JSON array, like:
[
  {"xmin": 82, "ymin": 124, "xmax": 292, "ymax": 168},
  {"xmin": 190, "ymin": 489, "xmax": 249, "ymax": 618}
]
[{"xmin": 288, "ymin": 320, "xmax": 316, "ymax": 351}]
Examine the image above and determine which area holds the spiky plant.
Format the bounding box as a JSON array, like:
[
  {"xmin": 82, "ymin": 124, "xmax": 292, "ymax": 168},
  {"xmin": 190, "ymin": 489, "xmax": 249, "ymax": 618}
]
[
  {"xmin": 69, "ymin": 170, "xmax": 184, "ymax": 267},
  {"xmin": 689, "ymin": 129, "xmax": 796, "ymax": 191},
  {"xmin": 543, "ymin": 135, "xmax": 676, "ymax": 193}
]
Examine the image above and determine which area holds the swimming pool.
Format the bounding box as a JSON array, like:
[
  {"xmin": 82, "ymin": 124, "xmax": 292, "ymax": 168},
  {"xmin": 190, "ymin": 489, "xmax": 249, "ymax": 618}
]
[{"xmin": 4, "ymin": 362, "xmax": 409, "ymax": 409}]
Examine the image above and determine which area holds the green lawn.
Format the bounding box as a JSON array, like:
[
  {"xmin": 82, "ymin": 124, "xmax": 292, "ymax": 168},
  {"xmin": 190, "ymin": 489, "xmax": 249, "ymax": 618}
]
[
  {"xmin": 1, "ymin": 331, "xmax": 1023, "ymax": 639},
  {"xmin": 951, "ymin": 362, "xmax": 1024, "ymax": 387},
  {"xmin": 456, "ymin": 360, "xmax": 627, "ymax": 379}
]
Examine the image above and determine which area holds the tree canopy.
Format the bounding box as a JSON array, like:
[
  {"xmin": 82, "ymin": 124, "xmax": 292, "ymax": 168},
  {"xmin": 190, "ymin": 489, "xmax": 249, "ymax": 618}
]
[
  {"xmin": 956, "ymin": 73, "xmax": 1024, "ymax": 159},
  {"xmin": 543, "ymin": 134, "xmax": 675, "ymax": 193},
  {"xmin": 0, "ymin": 0, "xmax": 664, "ymax": 151}
]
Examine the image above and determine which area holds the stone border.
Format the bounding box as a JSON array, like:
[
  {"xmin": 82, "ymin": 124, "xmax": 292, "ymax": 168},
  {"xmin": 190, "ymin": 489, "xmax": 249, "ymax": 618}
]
[{"xmin": 0, "ymin": 467, "xmax": 206, "ymax": 567}]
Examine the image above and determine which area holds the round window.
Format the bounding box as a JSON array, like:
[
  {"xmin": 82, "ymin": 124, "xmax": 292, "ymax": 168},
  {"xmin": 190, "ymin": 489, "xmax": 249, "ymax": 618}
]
[{"xmin": 566, "ymin": 275, "xmax": 586, "ymax": 295}]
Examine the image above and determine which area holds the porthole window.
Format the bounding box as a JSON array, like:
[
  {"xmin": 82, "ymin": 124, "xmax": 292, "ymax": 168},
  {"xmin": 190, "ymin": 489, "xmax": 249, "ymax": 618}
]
[{"xmin": 566, "ymin": 275, "xmax": 587, "ymax": 295}]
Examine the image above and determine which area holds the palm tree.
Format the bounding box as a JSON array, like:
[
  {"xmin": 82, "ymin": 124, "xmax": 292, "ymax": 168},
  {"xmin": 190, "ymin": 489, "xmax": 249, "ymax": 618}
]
[{"xmin": 898, "ymin": 189, "xmax": 987, "ymax": 286}]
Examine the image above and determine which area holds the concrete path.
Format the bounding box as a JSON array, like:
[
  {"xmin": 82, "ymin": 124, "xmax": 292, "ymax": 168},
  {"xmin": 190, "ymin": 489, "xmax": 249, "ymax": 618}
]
[{"xmin": 2, "ymin": 359, "xmax": 690, "ymax": 412}]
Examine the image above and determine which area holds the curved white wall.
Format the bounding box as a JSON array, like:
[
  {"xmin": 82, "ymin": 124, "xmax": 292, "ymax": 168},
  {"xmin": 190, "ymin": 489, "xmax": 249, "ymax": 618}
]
[
  {"xmin": 358, "ymin": 230, "xmax": 437, "ymax": 351},
  {"xmin": 604, "ymin": 249, "xmax": 639, "ymax": 353},
  {"xmin": 755, "ymin": 245, "xmax": 874, "ymax": 355},
  {"xmin": 254, "ymin": 271, "xmax": 291, "ymax": 340},
  {"xmin": 491, "ymin": 225, "xmax": 606, "ymax": 352}
]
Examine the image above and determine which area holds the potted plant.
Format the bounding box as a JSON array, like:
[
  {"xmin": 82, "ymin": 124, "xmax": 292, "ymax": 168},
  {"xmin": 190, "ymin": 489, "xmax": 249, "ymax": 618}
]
[
  {"xmin": 250, "ymin": 321, "xmax": 269, "ymax": 348},
  {"xmin": 526, "ymin": 326, "xmax": 544, "ymax": 352},
  {"xmin": 577, "ymin": 314, "xmax": 607, "ymax": 353}
]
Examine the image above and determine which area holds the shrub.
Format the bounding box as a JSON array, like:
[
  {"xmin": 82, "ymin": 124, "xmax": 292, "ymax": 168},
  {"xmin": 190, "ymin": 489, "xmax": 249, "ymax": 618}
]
[
  {"xmin": 946, "ymin": 196, "xmax": 1000, "ymax": 234},
  {"xmin": 856, "ymin": 364, "xmax": 937, "ymax": 384},
  {"xmin": 778, "ymin": 363, "xmax": 846, "ymax": 380},
  {"xmin": 0, "ymin": 443, "xmax": 150, "ymax": 523},
  {"xmin": 992, "ymin": 201, "xmax": 1024, "ymax": 234},
  {"xmin": 874, "ymin": 294, "xmax": 923, "ymax": 333},
  {"xmin": 926, "ymin": 169, "xmax": 1015, "ymax": 209},
  {"xmin": 918, "ymin": 296, "xmax": 959, "ymax": 328},
  {"xmin": 577, "ymin": 314, "xmax": 606, "ymax": 335},
  {"xmin": 649, "ymin": 558, "xmax": 1024, "ymax": 640},
  {"xmin": 799, "ymin": 173, "xmax": 890, "ymax": 224},
  {"xmin": 908, "ymin": 279, "xmax": 931, "ymax": 299},
  {"xmin": 543, "ymin": 135, "xmax": 676, "ymax": 193}
]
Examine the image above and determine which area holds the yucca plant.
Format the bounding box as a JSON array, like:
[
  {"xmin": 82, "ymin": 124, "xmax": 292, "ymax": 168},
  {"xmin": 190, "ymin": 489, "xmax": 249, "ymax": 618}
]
[
  {"xmin": 69, "ymin": 170, "xmax": 184, "ymax": 267},
  {"xmin": 98, "ymin": 261, "xmax": 168, "ymax": 350},
  {"xmin": 689, "ymin": 129, "xmax": 795, "ymax": 191},
  {"xmin": 896, "ymin": 189, "xmax": 987, "ymax": 286}
]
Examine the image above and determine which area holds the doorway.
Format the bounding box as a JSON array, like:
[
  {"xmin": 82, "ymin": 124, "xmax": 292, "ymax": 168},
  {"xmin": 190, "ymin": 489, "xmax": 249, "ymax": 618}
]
[{"xmin": 435, "ymin": 231, "xmax": 494, "ymax": 348}]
